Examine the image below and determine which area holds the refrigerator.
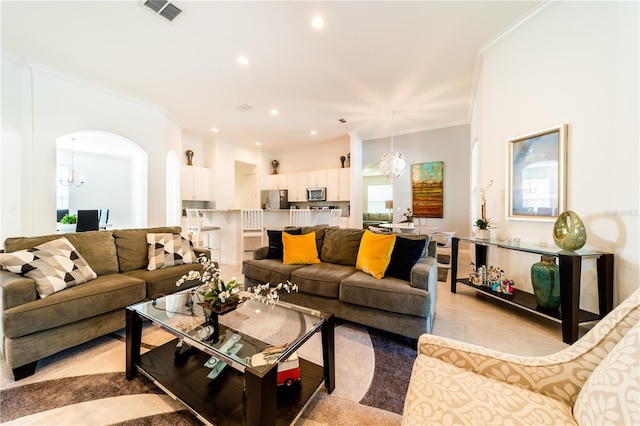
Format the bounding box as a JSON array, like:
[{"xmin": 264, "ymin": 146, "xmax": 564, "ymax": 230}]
[{"xmin": 261, "ymin": 190, "xmax": 289, "ymax": 209}]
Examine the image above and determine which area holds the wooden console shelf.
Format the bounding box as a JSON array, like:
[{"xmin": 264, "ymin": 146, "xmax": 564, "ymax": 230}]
[{"xmin": 450, "ymin": 237, "xmax": 614, "ymax": 344}]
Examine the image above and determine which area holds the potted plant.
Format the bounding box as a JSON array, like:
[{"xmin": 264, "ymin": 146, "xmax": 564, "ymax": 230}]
[
  {"xmin": 60, "ymin": 213, "xmax": 77, "ymax": 224},
  {"xmin": 400, "ymin": 208, "xmax": 414, "ymax": 226},
  {"xmin": 475, "ymin": 180, "xmax": 494, "ymax": 240}
]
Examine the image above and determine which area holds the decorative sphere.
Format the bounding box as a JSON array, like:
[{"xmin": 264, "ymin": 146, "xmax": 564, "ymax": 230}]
[{"xmin": 553, "ymin": 211, "xmax": 587, "ymax": 250}]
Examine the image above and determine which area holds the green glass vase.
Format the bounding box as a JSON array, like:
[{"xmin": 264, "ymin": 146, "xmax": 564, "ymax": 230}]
[{"xmin": 531, "ymin": 255, "xmax": 561, "ymax": 311}]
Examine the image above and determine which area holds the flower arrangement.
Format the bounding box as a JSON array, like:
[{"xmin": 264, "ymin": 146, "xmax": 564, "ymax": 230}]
[
  {"xmin": 176, "ymin": 256, "xmax": 299, "ymax": 312},
  {"xmin": 176, "ymin": 256, "xmax": 241, "ymax": 311},
  {"xmin": 246, "ymin": 281, "xmax": 299, "ymax": 306},
  {"xmin": 476, "ymin": 180, "xmax": 494, "ymax": 230},
  {"xmin": 401, "ymin": 208, "xmax": 414, "ymax": 223}
]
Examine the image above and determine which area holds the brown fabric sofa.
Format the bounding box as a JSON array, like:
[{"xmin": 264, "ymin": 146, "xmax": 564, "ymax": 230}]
[
  {"xmin": 242, "ymin": 226, "xmax": 438, "ymax": 341},
  {"xmin": 0, "ymin": 226, "xmax": 209, "ymax": 380}
]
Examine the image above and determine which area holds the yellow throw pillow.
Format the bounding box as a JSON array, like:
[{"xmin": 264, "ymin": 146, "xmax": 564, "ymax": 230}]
[
  {"xmin": 282, "ymin": 231, "xmax": 321, "ymax": 265},
  {"xmin": 356, "ymin": 230, "xmax": 397, "ymax": 279}
]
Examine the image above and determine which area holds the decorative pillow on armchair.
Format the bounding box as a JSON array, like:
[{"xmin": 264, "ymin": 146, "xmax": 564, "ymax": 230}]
[
  {"xmin": 0, "ymin": 237, "xmax": 97, "ymax": 298},
  {"xmin": 147, "ymin": 233, "xmax": 196, "ymax": 271}
]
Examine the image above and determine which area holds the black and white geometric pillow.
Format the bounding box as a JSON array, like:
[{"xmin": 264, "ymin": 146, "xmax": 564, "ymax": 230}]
[
  {"xmin": 146, "ymin": 233, "xmax": 196, "ymax": 271},
  {"xmin": 0, "ymin": 237, "xmax": 98, "ymax": 298}
]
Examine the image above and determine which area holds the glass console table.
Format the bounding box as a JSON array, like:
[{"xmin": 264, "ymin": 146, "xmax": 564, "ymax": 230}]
[{"xmin": 450, "ymin": 237, "xmax": 614, "ymax": 344}]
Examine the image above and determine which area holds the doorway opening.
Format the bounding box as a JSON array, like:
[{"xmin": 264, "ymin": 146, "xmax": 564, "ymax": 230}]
[{"xmin": 56, "ymin": 131, "xmax": 148, "ymax": 229}]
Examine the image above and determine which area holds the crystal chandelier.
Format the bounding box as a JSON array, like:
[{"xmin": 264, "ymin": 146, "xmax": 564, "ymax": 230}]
[
  {"xmin": 379, "ymin": 111, "xmax": 406, "ymax": 180},
  {"xmin": 59, "ymin": 138, "xmax": 86, "ymax": 187}
]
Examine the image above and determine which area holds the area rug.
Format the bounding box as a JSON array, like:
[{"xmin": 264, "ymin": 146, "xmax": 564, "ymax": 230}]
[{"xmin": 0, "ymin": 321, "xmax": 413, "ymax": 425}]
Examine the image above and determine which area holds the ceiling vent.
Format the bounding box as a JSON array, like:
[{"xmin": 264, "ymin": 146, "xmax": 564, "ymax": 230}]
[
  {"xmin": 236, "ymin": 103, "xmax": 253, "ymax": 112},
  {"xmin": 141, "ymin": 0, "xmax": 183, "ymax": 22}
]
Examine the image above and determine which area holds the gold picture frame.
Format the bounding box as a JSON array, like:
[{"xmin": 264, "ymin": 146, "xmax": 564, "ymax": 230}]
[{"xmin": 508, "ymin": 124, "xmax": 567, "ymax": 221}]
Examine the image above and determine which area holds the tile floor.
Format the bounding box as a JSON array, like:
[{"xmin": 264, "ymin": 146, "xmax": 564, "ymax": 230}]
[{"xmin": 221, "ymin": 250, "xmax": 577, "ymax": 357}]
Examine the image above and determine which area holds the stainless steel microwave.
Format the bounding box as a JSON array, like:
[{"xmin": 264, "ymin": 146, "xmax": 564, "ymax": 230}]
[{"xmin": 307, "ymin": 187, "xmax": 326, "ymax": 201}]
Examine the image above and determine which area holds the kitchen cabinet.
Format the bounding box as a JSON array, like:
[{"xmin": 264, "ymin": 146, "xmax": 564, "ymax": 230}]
[
  {"xmin": 297, "ymin": 173, "xmax": 308, "ymax": 201},
  {"xmin": 287, "ymin": 173, "xmax": 300, "ymax": 201},
  {"xmin": 307, "ymin": 170, "xmax": 326, "ymax": 188},
  {"xmin": 326, "ymin": 169, "xmax": 339, "ymax": 200},
  {"xmin": 339, "ymin": 168, "xmax": 351, "ymax": 200},
  {"xmin": 326, "ymin": 168, "xmax": 351, "ymax": 201},
  {"xmin": 265, "ymin": 174, "xmax": 288, "ymax": 190},
  {"xmin": 181, "ymin": 166, "xmax": 210, "ymax": 200}
]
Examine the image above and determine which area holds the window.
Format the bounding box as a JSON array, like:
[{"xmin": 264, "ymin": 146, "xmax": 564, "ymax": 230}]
[
  {"xmin": 367, "ymin": 184, "xmax": 392, "ymax": 213},
  {"xmin": 470, "ymin": 141, "xmax": 478, "ymax": 227}
]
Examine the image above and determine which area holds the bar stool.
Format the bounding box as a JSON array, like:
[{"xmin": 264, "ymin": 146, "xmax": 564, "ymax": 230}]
[
  {"xmin": 241, "ymin": 209, "xmax": 264, "ymax": 259},
  {"xmin": 186, "ymin": 209, "xmax": 220, "ymax": 263},
  {"xmin": 289, "ymin": 208, "xmax": 311, "ymax": 227},
  {"xmin": 328, "ymin": 209, "xmax": 342, "ymax": 227}
]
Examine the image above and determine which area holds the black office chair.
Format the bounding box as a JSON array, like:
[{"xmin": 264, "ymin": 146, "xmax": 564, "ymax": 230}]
[
  {"xmin": 98, "ymin": 208, "xmax": 109, "ymax": 230},
  {"xmin": 56, "ymin": 209, "xmax": 69, "ymax": 222},
  {"xmin": 76, "ymin": 210, "xmax": 99, "ymax": 232}
]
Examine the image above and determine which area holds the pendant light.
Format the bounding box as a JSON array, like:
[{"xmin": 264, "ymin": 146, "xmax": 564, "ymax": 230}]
[
  {"xmin": 59, "ymin": 138, "xmax": 86, "ymax": 187},
  {"xmin": 379, "ymin": 111, "xmax": 406, "ymax": 180}
]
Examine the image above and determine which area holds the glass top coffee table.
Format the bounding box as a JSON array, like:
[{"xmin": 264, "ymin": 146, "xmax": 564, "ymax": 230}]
[{"xmin": 126, "ymin": 288, "xmax": 335, "ymax": 426}]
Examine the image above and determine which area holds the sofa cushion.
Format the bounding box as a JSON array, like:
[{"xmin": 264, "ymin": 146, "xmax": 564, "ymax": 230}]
[
  {"xmin": 300, "ymin": 225, "xmax": 328, "ymax": 254},
  {"xmin": 123, "ymin": 262, "xmax": 204, "ymax": 299},
  {"xmin": 0, "ymin": 237, "xmax": 97, "ymax": 298},
  {"xmin": 146, "ymin": 233, "xmax": 196, "ymax": 271},
  {"xmin": 114, "ymin": 226, "xmax": 182, "ymax": 272},
  {"xmin": 4, "ymin": 230, "xmax": 119, "ymax": 276},
  {"xmin": 401, "ymin": 354, "xmax": 576, "ymax": 426},
  {"xmin": 242, "ymin": 259, "xmax": 307, "ymax": 286},
  {"xmin": 386, "ymin": 236, "xmax": 427, "ymax": 282},
  {"xmin": 320, "ymin": 228, "xmax": 364, "ymax": 266},
  {"xmin": 2, "ymin": 273, "xmax": 146, "ymax": 338},
  {"xmin": 266, "ymin": 228, "xmax": 302, "ymax": 259},
  {"xmin": 290, "ymin": 263, "xmax": 357, "ymax": 298},
  {"xmin": 573, "ymin": 321, "xmax": 639, "ymax": 425},
  {"xmin": 340, "ymin": 271, "xmax": 430, "ymax": 317},
  {"xmin": 283, "ymin": 232, "xmax": 321, "ymax": 265},
  {"xmin": 356, "ymin": 230, "xmax": 396, "ymax": 279}
]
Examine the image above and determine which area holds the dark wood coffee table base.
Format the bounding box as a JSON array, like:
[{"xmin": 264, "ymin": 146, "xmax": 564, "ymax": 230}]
[{"xmin": 137, "ymin": 339, "xmax": 325, "ymax": 426}]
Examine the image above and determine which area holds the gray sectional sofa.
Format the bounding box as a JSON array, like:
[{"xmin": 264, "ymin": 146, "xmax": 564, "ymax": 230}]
[
  {"xmin": 0, "ymin": 226, "xmax": 209, "ymax": 380},
  {"xmin": 242, "ymin": 226, "xmax": 438, "ymax": 341}
]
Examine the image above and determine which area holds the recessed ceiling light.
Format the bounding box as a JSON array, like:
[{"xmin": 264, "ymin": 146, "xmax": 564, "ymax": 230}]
[
  {"xmin": 238, "ymin": 56, "xmax": 249, "ymax": 65},
  {"xmin": 255, "ymin": 142, "xmax": 261, "ymax": 146},
  {"xmin": 270, "ymin": 109, "xmax": 279, "ymax": 116},
  {"xmin": 211, "ymin": 128, "xmax": 219, "ymax": 133},
  {"xmin": 312, "ymin": 16, "xmax": 325, "ymax": 29},
  {"xmin": 310, "ymin": 130, "xmax": 317, "ymax": 135}
]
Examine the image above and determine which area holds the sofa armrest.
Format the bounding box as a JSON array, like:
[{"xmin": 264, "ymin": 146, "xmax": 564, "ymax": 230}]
[
  {"xmin": 253, "ymin": 246, "xmax": 269, "ymax": 260},
  {"xmin": 416, "ymin": 291, "xmax": 640, "ymax": 407},
  {"xmin": 0, "ymin": 270, "xmax": 37, "ymax": 310}
]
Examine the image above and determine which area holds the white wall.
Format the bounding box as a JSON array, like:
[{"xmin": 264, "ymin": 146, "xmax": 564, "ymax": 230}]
[
  {"xmin": 362, "ymin": 124, "xmax": 471, "ymax": 235},
  {"xmin": 268, "ymin": 139, "xmax": 351, "ymax": 174},
  {"xmin": 0, "ymin": 58, "xmax": 183, "ymax": 241},
  {"xmin": 473, "ymin": 1, "xmax": 639, "ymax": 307},
  {"xmin": 64, "ymin": 151, "xmax": 133, "ymax": 229},
  {"xmin": 212, "ymin": 139, "xmax": 263, "ymax": 210}
]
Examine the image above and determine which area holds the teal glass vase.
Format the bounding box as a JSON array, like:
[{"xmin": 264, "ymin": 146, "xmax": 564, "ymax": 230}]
[{"xmin": 531, "ymin": 256, "xmax": 561, "ymax": 311}]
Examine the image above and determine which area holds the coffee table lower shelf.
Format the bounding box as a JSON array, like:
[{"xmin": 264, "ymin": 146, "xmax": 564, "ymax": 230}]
[{"xmin": 137, "ymin": 339, "xmax": 324, "ymax": 426}]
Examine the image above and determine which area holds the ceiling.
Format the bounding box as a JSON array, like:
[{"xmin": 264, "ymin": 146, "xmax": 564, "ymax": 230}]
[{"xmin": 1, "ymin": 1, "xmax": 541, "ymax": 152}]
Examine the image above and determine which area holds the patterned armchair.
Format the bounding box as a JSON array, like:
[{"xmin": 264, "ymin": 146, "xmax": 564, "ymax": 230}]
[{"xmin": 402, "ymin": 289, "xmax": 640, "ymax": 425}]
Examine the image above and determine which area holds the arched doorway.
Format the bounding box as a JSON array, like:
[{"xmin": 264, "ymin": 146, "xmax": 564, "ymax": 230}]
[{"xmin": 56, "ymin": 131, "xmax": 147, "ymax": 229}]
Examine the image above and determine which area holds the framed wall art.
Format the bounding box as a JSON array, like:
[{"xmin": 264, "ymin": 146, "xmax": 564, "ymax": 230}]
[
  {"xmin": 508, "ymin": 124, "xmax": 567, "ymax": 221},
  {"xmin": 411, "ymin": 161, "xmax": 444, "ymax": 218}
]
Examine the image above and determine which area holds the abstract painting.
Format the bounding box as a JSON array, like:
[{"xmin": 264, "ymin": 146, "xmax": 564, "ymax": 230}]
[
  {"xmin": 508, "ymin": 125, "xmax": 567, "ymax": 220},
  {"xmin": 411, "ymin": 162, "xmax": 444, "ymax": 218}
]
